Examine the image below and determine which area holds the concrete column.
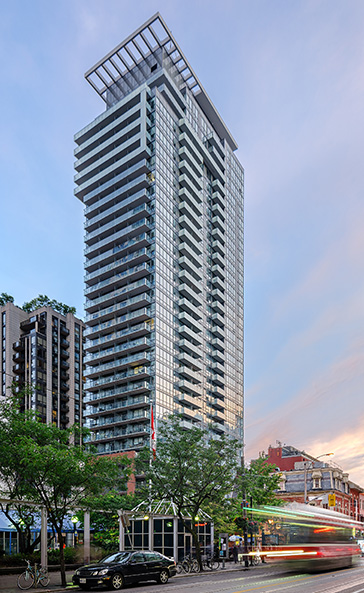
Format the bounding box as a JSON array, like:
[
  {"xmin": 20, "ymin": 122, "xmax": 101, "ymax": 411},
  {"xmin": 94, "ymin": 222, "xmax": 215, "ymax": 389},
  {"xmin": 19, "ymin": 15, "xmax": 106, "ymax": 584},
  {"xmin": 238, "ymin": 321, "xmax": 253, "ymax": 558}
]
[
  {"xmin": 84, "ymin": 511, "xmax": 90, "ymax": 564},
  {"xmin": 173, "ymin": 517, "xmax": 178, "ymax": 561},
  {"xmin": 118, "ymin": 512, "xmax": 125, "ymax": 551},
  {"xmin": 148, "ymin": 515, "xmax": 153, "ymax": 550},
  {"xmin": 41, "ymin": 507, "xmax": 48, "ymax": 568}
]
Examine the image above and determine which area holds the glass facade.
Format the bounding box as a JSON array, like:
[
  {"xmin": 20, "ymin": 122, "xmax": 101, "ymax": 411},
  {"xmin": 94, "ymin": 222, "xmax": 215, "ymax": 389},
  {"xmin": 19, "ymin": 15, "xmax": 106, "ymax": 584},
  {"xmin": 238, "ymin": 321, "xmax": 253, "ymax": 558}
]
[{"xmin": 76, "ymin": 15, "xmax": 244, "ymax": 453}]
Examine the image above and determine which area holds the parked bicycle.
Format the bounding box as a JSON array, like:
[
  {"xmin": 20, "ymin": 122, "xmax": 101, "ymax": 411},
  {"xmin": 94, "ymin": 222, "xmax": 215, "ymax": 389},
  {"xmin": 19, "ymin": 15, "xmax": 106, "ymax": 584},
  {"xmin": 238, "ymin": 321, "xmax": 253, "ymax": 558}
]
[
  {"xmin": 202, "ymin": 554, "xmax": 220, "ymax": 571},
  {"xmin": 17, "ymin": 560, "xmax": 50, "ymax": 590},
  {"xmin": 176, "ymin": 554, "xmax": 200, "ymax": 574}
]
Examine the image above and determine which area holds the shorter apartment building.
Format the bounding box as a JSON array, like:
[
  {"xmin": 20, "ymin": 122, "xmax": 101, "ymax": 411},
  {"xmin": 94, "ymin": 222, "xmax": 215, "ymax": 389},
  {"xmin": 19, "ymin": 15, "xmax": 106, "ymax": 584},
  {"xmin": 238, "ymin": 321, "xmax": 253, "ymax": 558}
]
[
  {"xmin": 266, "ymin": 444, "xmax": 364, "ymax": 521},
  {"xmin": 1, "ymin": 301, "xmax": 84, "ymax": 428}
]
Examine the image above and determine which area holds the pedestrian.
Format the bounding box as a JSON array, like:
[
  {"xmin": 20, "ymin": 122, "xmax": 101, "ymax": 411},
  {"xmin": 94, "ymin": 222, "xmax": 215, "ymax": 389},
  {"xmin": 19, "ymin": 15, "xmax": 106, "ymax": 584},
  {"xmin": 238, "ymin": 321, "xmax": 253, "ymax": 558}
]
[{"xmin": 232, "ymin": 543, "xmax": 238, "ymax": 564}]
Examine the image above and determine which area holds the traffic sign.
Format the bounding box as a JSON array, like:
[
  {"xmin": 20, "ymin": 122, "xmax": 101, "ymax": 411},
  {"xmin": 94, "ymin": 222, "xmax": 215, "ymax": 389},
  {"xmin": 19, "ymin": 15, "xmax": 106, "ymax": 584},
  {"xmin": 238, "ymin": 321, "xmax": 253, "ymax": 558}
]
[{"xmin": 328, "ymin": 494, "xmax": 336, "ymax": 507}]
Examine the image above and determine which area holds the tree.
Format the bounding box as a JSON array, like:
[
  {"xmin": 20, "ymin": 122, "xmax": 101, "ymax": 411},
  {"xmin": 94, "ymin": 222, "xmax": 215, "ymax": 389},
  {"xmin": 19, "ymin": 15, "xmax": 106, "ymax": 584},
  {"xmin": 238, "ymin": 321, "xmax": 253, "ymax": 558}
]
[
  {"xmin": 137, "ymin": 415, "xmax": 241, "ymax": 568},
  {"xmin": 0, "ymin": 292, "xmax": 14, "ymax": 306},
  {"xmin": 21, "ymin": 294, "xmax": 76, "ymax": 316},
  {"xmin": 0, "ymin": 390, "xmax": 130, "ymax": 586},
  {"xmin": 238, "ymin": 456, "xmax": 282, "ymax": 507}
]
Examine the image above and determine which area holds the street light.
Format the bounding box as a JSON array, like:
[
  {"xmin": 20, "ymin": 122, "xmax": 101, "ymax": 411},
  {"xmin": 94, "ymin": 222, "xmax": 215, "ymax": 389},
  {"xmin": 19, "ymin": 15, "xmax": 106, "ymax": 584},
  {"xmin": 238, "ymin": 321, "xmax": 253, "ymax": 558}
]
[
  {"xmin": 304, "ymin": 453, "xmax": 334, "ymax": 504},
  {"xmin": 71, "ymin": 516, "xmax": 79, "ymax": 547}
]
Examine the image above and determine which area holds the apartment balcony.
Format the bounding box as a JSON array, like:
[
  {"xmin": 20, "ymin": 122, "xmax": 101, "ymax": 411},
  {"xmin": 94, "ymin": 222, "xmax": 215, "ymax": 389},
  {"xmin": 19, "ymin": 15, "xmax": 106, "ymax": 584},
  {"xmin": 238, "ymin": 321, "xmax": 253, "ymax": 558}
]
[
  {"xmin": 178, "ymin": 379, "xmax": 203, "ymax": 398},
  {"xmin": 85, "ymin": 307, "xmax": 151, "ymax": 337},
  {"xmin": 85, "ymin": 365, "xmax": 150, "ymax": 391},
  {"xmin": 212, "ymin": 178, "xmax": 225, "ymax": 196},
  {"xmin": 179, "ymin": 407, "xmax": 197, "ymax": 421},
  {"xmin": 211, "ymin": 373, "xmax": 225, "ymax": 388},
  {"xmin": 211, "ymin": 264, "xmax": 225, "ymax": 281},
  {"xmin": 211, "ymin": 227, "xmax": 225, "ymax": 247},
  {"xmin": 179, "ymin": 201, "xmax": 202, "ymax": 228},
  {"xmin": 178, "ymin": 351, "xmax": 202, "ymax": 371},
  {"xmin": 177, "ymin": 393, "xmax": 201, "ymax": 409},
  {"xmin": 179, "ymin": 325, "xmax": 202, "ymax": 346},
  {"xmin": 178, "ymin": 298, "xmax": 202, "ymax": 320},
  {"xmin": 13, "ymin": 341, "xmax": 24, "ymax": 352},
  {"xmin": 208, "ymin": 408, "xmax": 225, "ymax": 422},
  {"xmin": 88, "ymin": 409, "xmax": 150, "ymax": 429},
  {"xmin": 85, "ymin": 278, "xmax": 153, "ymax": 313},
  {"xmin": 178, "ymin": 311, "xmax": 202, "ymax": 333},
  {"xmin": 211, "ymin": 287, "xmax": 225, "ymax": 304},
  {"xmin": 211, "ymin": 312, "xmax": 225, "ymax": 328},
  {"xmin": 178, "ymin": 257, "xmax": 202, "ymax": 282},
  {"xmin": 85, "ymin": 336, "xmax": 151, "ymax": 364},
  {"xmin": 178, "ymin": 284, "xmax": 202, "ymax": 306},
  {"xmin": 85, "ymin": 232, "xmax": 152, "ymax": 273},
  {"xmin": 86, "ymin": 395, "xmax": 150, "ymax": 418},
  {"xmin": 211, "ymin": 336, "xmax": 225, "ymax": 352},
  {"xmin": 60, "ymin": 371, "xmax": 70, "ymax": 382},
  {"xmin": 178, "ymin": 228, "xmax": 202, "ymax": 254},
  {"xmin": 211, "ymin": 239, "xmax": 225, "ymax": 257},
  {"xmin": 13, "ymin": 351, "xmax": 24, "ymax": 362},
  {"xmin": 13, "ymin": 363, "xmax": 23, "ymax": 375},
  {"xmin": 211, "ymin": 191, "xmax": 224, "ymax": 210},
  {"xmin": 211, "ymin": 324, "xmax": 225, "ymax": 341},
  {"xmin": 60, "ymin": 325, "xmax": 70, "ymax": 336},
  {"xmin": 20, "ymin": 316, "xmax": 37, "ymax": 331},
  {"xmin": 179, "ymin": 241, "xmax": 202, "ymax": 266},
  {"xmin": 85, "ymin": 202, "xmax": 153, "ymax": 243},
  {"xmin": 85, "ymin": 293, "xmax": 152, "ymax": 325},
  {"xmin": 210, "ymin": 384, "xmax": 225, "ymax": 399},
  {"xmin": 60, "ymin": 382, "xmax": 69, "ymax": 392},
  {"xmin": 60, "ymin": 347, "xmax": 70, "ymax": 359},
  {"xmin": 178, "ymin": 269, "xmax": 202, "ymax": 294},
  {"xmin": 85, "ymin": 261, "xmax": 152, "ymax": 297},
  {"xmin": 211, "ymin": 300, "xmax": 224, "ymax": 316},
  {"xmin": 60, "ymin": 339, "xmax": 70, "ymax": 348},
  {"xmin": 178, "ymin": 186, "xmax": 202, "ymax": 210},
  {"xmin": 178, "ymin": 215, "xmax": 202, "ymax": 240},
  {"xmin": 84, "ymin": 351, "xmax": 151, "ymax": 379},
  {"xmin": 178, "ymin": 365, "xmax": 202, "ymax": 384},
  {"xmin": 211, "ymin": 202, "xmax": 225, "ymax": 220},
  {"xmin": 211, "ymin": 349, "xmax": 224, "ymax": 364},
  {"xmin": 178, "ymin": 160, "xmax": 203, "ymax": 191},
  {"xmin": 211, "ymin": 361, "xmax": 225, "ymax": 376},
  {"xmin": 179, "ymin": 175, "xmax": 202, "ymax": 204},
  {"xmin": 85, "ymin": 381, "xmax": 151, "ymax": 405},
  {"xmin": 178, "ymin": 339, "xmax": 201, "ymax": 358},
  {"xmin": 211, "ymin": 216, "xmax": 225, "ymax": 234},
  {"xmin": 60, "ymin": 393, "xmax": 70, "ymax": 403},
  {"xmin": 211, "ymin": 277, "xmax": 225, "ymax": 294},
  {"xmin": 84, "ymin": 217, "xmax": 154, "ymax": 258},
  {"xmin": 85, "ymin": 248, "xmax": 152, "ymax": 285}
]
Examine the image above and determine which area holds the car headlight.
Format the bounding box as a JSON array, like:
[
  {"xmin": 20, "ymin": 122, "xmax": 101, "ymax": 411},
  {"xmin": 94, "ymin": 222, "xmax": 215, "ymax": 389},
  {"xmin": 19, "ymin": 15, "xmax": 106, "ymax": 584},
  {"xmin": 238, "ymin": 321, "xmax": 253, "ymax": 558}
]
[
  {"xmin": 92, "ymin": 570, "xmax": 99, "ymax": 575},
  {"xmin": 75, "ymin": 570, "xmax": 80, "ymax": 576},
  {"xmin": 98, "ymin": 569, "xmax": 109, "ymax": 576}
]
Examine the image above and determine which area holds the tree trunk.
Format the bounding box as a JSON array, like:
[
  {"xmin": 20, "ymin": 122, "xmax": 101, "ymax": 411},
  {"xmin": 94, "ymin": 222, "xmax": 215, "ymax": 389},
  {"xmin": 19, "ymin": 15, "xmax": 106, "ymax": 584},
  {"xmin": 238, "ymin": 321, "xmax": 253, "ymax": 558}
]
[
  {"xmin": 191, "ymin": 528, "xmax": 202, "ymax": 569},
  {"xmin": 57, "ymin": 529, "xmax": 66, "ymax": 587}
]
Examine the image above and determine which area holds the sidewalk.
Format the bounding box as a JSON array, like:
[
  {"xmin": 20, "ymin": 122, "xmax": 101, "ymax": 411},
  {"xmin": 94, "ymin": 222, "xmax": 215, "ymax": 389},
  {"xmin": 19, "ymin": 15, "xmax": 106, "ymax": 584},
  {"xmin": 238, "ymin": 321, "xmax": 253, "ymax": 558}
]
[{"xmin": 0, "ymin": 561, "xmax": 268, "ymax": 593}]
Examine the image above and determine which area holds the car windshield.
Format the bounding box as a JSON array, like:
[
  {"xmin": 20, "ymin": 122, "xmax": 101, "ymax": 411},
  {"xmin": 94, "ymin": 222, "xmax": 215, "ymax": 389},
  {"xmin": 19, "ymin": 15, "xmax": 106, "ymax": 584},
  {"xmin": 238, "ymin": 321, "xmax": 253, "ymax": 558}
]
[{"xmin": 100, "ymin": 552, "xmax": 131, "ymax": 564}]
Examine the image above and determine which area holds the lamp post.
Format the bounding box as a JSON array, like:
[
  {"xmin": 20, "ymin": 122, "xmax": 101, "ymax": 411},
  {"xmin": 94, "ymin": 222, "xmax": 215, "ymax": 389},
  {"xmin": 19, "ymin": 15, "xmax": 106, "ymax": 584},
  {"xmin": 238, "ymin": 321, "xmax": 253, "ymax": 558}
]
[
  {"xmin": 71, "ymin": 516, "xmax": 79, "ymax": 548},
  {"xmin": 304, "ymin": 453, "xmax": 334, "ymax": 504}
]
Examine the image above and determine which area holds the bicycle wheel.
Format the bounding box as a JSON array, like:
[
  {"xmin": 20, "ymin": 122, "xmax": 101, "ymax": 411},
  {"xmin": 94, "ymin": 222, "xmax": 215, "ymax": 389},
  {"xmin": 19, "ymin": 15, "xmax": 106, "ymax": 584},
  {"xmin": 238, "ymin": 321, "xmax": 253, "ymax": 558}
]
[
  {"xmin": 182, "ymin": 560, "xmax": 191, "ymax": 573},
  {"xmin": 176, "ymin": 562, "xmax": 184, "ymax": 574},
  {"xmin": 210, "ymin": 559, "xmax": 220, "ymax": 570},
  {"xmin": 191, "ymin": 559, "xmax": 200, "ymax": 573},
  {"xmin": 17, "ymin": 572, "xmax": 35, "ymax": 590},
  {"xmin": 38, "ymin": 572, "xmax": 50, "ymax": 587}
]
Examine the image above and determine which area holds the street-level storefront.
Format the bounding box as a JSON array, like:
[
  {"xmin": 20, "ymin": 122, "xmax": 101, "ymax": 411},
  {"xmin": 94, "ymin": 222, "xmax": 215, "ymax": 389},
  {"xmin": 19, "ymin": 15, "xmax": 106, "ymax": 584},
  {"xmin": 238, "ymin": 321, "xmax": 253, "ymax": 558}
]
[{"xmin": 120, "ymin": 500, "xmax": 213, "ymax": 561}]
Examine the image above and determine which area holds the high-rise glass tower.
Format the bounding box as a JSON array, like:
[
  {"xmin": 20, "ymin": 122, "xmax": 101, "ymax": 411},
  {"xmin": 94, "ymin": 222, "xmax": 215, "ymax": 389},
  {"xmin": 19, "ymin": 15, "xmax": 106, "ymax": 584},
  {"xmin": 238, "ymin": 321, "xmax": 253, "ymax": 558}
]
[{"xmin": 75, "ymin": 14, "xmax": 244, "ymax": 455}]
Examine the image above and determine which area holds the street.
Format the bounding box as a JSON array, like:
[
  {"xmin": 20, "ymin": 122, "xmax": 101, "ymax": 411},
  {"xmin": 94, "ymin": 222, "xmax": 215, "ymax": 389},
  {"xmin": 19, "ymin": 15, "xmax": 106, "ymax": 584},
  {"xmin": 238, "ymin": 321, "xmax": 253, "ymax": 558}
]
[{"xmin": 1, "ymin": 561, "xmax": 364, "ymax": 593}]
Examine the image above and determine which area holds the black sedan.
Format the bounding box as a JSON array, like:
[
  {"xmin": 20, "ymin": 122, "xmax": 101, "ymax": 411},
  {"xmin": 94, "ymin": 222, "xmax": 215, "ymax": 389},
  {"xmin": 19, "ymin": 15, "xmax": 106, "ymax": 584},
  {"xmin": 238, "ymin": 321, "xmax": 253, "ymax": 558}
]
[{"xmin": 72, "ymin": 551, "xmax": 177, "ymax": 590}]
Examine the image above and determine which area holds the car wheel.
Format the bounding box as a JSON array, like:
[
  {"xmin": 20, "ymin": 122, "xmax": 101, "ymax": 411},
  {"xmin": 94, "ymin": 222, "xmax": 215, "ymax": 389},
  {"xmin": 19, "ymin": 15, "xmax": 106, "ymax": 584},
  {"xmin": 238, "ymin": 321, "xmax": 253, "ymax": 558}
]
[
  {"xmin": 110, "ymin": 573, "xmax": 125, "ymax": 590},
  {"xmin": 158, "ymin": 569, "xmax": 169, "ymax": 584}
]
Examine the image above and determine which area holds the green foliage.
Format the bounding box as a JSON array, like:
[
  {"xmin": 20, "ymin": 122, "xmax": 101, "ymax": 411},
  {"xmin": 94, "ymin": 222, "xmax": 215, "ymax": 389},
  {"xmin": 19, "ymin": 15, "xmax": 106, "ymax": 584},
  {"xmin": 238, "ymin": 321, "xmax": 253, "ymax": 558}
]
[
  {"xmin": 0, "ymin": 293, "xmax": 14, "ymax": 306},
  {"xmin": 137, "ymin": 414, "xmax": 241, "ymax": 565},
  {"xmin": 47, "ymin": 547, "xmax": 78, "ymax": 565},
  {"xmin": 21, "ymin": 294, "xmax": 76, "ymax": 316},
  {"xmin": 0, "ymin": 386, "xmax": 131, "ymax": 585},
  {"xmin": 238, "ymin": 456, "xmax": 283, "ymax": 507}
]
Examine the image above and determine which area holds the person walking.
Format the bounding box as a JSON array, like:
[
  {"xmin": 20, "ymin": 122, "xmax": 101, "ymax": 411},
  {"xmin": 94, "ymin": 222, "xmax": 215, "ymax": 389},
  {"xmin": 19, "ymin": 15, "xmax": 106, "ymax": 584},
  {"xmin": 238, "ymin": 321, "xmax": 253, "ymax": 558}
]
[{"xmin": 232, "ymin": 543, "xmax": 239, "ymax": 564}]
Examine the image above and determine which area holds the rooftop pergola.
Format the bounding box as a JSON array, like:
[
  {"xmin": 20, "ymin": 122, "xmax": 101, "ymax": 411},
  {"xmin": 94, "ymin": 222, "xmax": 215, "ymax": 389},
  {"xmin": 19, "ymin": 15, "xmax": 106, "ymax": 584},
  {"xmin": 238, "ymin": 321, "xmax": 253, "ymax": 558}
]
[{"xmin": 85, "ymin": 12, "xmax": 238, "ymax": 151}]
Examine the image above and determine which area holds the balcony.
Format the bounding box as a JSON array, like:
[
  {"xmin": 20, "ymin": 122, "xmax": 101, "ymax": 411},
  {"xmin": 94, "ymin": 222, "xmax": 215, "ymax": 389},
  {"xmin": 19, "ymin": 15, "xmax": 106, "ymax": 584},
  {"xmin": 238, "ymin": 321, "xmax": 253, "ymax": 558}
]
[
  {"xmin": 178, "ymin": 228, "xmax": 202, "ymax": 254},
  {"xmin": 178, "ymin": 339, "xmax": 201, "ymax": 358},
  {"xmin": 86, "ymin": 395, "xmax": 149, "ymax": 417},
  {"xmin": 60, "ymin": 326, "xmax": 70, "ymax": 337},
  {"xmin": 211, "ymin": 264, "xmax": 225, "ymax": 281},
  {"xmin": 177, "ymin": 393, "xmax": 201, "ymax": 409},
  {"xmin": 211, "ymin": 288, "xmax": 225, "ymax": 304},
  {"xmin": 60, "ymin": 348, "xmax": 70, "ymax": 359},
  {"xmin": 178, "ymin": 160, "xmax": 203, "ymax": 192},
  {"xmin": 178, "ymin": 298, "xmax": 202, "ymax": 320},
  {"xmin": 178, "ymin": 311, "xmax": 202, "ymax": 333},
  {"xmin": 178, "ymin": 269, "xmax": 202, "ymax": 294},
  {"xmin": 211, "ymin": 300, "xmax": 224, "ymax": 316},
  {"xmin": 212, "ymin": 251, "xmax": 225, "ymax": 267},
  {"xmin": 211, "ymin": 373, "xmax": 224, "ymax": 388},
  {"xmin": 179, "ymin": 242, "xmax": 202, "ymax": 266},
  {"xmin": 211, "ymin": 361, "xmax": 225, "ymax": 375},
  {"xmin": 211, "ymin": 216, "xmax": 225, "ymax": 234},
  {"xmin": 178, "ymin": 365, "xmax": 202, "ymax": 384},
  {"xmin": 211, "ymin": 336, "xmax": 225, "ymax": 352},
  {"xmin": 84, "ymin": 351, "xmax": 151, "ymax": 378},
  {"xmin": 13, "ymin": 341, "xmax": 24, "ymax": 352},
  {"xmin": 179, "ymin": 325, "xmax": 202, "ymax": 346},
  {"xmin": 178, "ymin": 256, "xmax": 202, "ymax": 282},
  {"xmin": 85, "ymin": 381, "xmax": 151, "ymax": 405},
  {"xmin": 211, "ymin": 349, "xmax": 224, "ymax": 364},
  {"xmin": 211, "ymin": 312, "xmax": 225, "ymax": 328},
  {"xmin": 212, "ymin": 178, "xmax": 225, "ymax": 196},
  {"xmin": 179, "ymin": 200, "xmax": 202, "ymax": 224},
  {"xmin": 208, "ymin": 409, "xmax": 225, "ymax": 422},
  {"xmin": 211, "ymin": 325, "xmax": 225, "ymax": 341},
  {"xmin": 211, "ymin": 240, "xmax": 225, "ymax": 257},
  {"xmin": 178, "ymin": 379, "xmax": 203, "ymax": 398},
  {"xmin": 178, "ymin": 215, "xmax": 202, "ymax": 241},
  {"xmin": 212, "ymin": 202, "xmax": 225, "ymax": 220},
  {"xmin": 84, "ymin": 336, "xmax": 152, "ymax": 365},
  {"xmin": 178, "ymin": 351, "xmax": 202, "ymax": 370}
]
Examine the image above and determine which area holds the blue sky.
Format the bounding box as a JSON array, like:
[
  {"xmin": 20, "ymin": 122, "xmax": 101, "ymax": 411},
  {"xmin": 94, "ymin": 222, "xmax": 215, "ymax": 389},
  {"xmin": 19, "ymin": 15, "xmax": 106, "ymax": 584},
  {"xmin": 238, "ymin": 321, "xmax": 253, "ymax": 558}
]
[{"xmin": 1, "ymin": 1, "xmax": 363, "ymax": 482}]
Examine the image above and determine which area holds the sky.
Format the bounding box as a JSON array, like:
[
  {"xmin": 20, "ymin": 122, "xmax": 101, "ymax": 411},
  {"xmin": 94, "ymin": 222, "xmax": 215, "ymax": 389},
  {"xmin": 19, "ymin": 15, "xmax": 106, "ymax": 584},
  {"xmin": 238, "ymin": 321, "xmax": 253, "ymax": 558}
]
[{"xmin": 0, "ymin": 1, "xmax": 363, "ymax": 483}]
